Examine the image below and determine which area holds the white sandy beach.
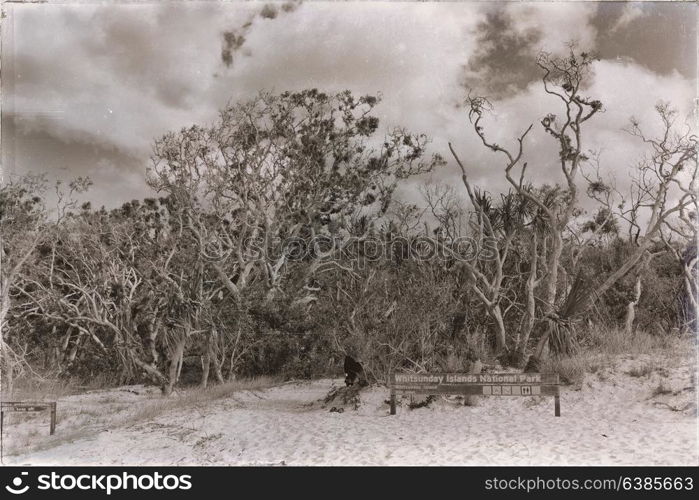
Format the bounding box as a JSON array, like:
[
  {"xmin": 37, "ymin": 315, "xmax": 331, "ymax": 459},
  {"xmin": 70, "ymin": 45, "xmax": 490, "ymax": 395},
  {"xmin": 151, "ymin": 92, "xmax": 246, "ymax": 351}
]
[{"xmin": 3, "ymin": 355, "xmax": 697, "ymax": 466}]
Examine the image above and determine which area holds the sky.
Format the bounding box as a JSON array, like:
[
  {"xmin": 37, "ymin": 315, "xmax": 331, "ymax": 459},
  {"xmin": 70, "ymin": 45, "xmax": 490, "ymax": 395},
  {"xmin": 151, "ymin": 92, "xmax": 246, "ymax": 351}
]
[{"xmin": 1, "ymin": 0, "xmax": 696, "ymax": 211}]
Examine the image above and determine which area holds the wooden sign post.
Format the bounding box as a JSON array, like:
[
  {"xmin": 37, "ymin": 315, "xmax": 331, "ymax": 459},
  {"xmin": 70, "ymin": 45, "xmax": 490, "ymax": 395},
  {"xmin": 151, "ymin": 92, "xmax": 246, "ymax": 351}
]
[
  {"xmin": 390, "ymin": 373, "xmax": 561, "ymax": 416},
  {"xmin": 0, "ymin": 401, "xmax": 57, "ymax": 436},
  {"xmin": 0, "ymin": 401, "xmax": 57, "ymax": 460}
]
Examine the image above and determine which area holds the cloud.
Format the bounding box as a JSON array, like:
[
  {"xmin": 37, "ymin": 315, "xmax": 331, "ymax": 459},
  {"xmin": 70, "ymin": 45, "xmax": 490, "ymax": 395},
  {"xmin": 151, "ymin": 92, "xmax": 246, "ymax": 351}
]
[
  {"xmin": 610, "ymin": 4, "xmax": 646, "ymax": 33},
  {"xmin": 463, "ymin": 9, "xmax": 542, "ymax": 98},
  {"xmin": 444, "ymin": 57, "xmax": 695, "ymax": 217},
  {"xmin": 220, "ymin": 1, "xmax": 302, "ymax": 68},
  {"xmin": 2, "ymin": 112, "xmax": 152, "ymax": 209},
  {"xmin": 4, "ymin": 3, "xmax": 268, "ymax": 156},
  {"xmin": 593, "ymin": 2, "xmax": 696, "ymax": 80},
  {"xmin": 206, "ymin": 1, "xmax": 485, "ymax": 210},
  {"xmin": 462, "ymin": 2, "xmax": 599, "ymax": 99},
  {"xmin": 1, "ymin": 1, "xmax": 694, "ymax": 213},
  {"xmin": 505, "ymin": 1, "xmax": 598, "ymax": 53}
]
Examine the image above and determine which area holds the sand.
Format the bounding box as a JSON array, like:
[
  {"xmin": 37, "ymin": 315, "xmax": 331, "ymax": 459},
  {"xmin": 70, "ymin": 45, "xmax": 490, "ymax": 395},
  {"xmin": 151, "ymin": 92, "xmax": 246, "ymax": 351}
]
[{"xmin": 3, "ymin": 355, "xmax": 697, "ymax": 466}]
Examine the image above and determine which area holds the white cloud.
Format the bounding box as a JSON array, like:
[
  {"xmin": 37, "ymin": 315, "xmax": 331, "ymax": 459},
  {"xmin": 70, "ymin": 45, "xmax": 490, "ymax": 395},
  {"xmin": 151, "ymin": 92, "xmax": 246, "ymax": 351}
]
[
  {"xmin": 505, "ymin": 2, "xmax": 598, "ymax": 53},
  {"xmin": 2, "ymin": 1, "xmax": 694, "ymax": 213},
  {"xmin": 441, "ymin": 57, "xmax": 695, "ymax": 216},
  {"xmin": 611, "ymin": 4, "xmax": 646, "ymax": 33}
]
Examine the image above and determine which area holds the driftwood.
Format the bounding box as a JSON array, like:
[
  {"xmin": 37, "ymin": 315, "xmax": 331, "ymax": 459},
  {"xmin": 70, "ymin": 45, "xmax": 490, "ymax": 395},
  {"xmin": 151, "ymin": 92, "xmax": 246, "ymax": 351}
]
[{"xmin": 323, "ymin": 384, "xmax": 363, "ymax": 411}]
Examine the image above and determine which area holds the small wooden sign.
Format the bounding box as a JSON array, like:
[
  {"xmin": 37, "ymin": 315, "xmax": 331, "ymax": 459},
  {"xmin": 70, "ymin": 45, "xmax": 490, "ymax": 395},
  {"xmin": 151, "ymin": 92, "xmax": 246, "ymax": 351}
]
[
  {"xmin": 390, "ymin": 373, "xmax": 561, "ymax": 416},
  {"xmin": 1, "ymin": 401, "xmax": 57, "ymax": 435}
]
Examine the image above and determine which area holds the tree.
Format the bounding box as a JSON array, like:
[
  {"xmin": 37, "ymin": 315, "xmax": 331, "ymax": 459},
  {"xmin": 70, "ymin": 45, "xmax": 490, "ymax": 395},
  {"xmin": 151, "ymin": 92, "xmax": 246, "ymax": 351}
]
[
  {"xmin": 0, "ymin": 175, "xmax": 47, "ymax": 392},
  {"xmin": 456, "ymin": 48, "xmax": 603, "ymax": 365},
  {"xmin": 1, "ymin": 175, "xmax": 90, "ymax": 392},
  {"xmin": 147, "ymin": 89, "xmax": 443, "ymax": 386},
  {"xmin": 580, "ymin": 103, "xmax": 697, "ymax": 322}
]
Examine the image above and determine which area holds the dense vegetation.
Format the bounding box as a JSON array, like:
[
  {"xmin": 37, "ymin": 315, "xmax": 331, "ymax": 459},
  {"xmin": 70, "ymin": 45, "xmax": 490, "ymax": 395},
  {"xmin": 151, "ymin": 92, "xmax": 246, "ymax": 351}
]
[{"xmin": 1, "ymin": 51, "xmax": 696, "ymax": 394}]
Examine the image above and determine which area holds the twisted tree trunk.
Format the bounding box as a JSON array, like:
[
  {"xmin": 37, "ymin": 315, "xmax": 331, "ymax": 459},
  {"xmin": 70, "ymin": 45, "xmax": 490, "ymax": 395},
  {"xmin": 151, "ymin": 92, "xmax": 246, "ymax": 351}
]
[
  {"xmin": 624, "ymin": 274, "xmax": 642, "ymax": 336},
  {"xmin": 163, "ymin": 336, "xmax": 186, "ymax": 396}
]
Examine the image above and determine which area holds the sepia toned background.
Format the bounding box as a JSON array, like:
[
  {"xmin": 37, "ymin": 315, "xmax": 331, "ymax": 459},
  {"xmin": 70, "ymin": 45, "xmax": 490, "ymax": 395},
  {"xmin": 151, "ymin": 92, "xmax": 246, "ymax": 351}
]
[{"xmin": 2, "ymin": 0, "xmax": 696, "ymax": 207}]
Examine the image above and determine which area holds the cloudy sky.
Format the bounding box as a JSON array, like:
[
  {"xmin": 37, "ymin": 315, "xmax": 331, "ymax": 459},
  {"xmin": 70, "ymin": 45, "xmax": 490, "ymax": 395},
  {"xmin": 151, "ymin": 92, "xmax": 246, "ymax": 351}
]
[{"xmin": 1, "ymin": 0, "xmax": 696, "ymax": 209}]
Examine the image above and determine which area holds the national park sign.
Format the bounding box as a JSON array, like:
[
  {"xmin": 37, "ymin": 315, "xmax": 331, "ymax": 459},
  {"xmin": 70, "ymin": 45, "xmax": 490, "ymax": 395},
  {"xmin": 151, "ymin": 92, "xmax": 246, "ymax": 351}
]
[{"xmin": 389, "ymin": 373, "xmax": 561, "ymax": 416}]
